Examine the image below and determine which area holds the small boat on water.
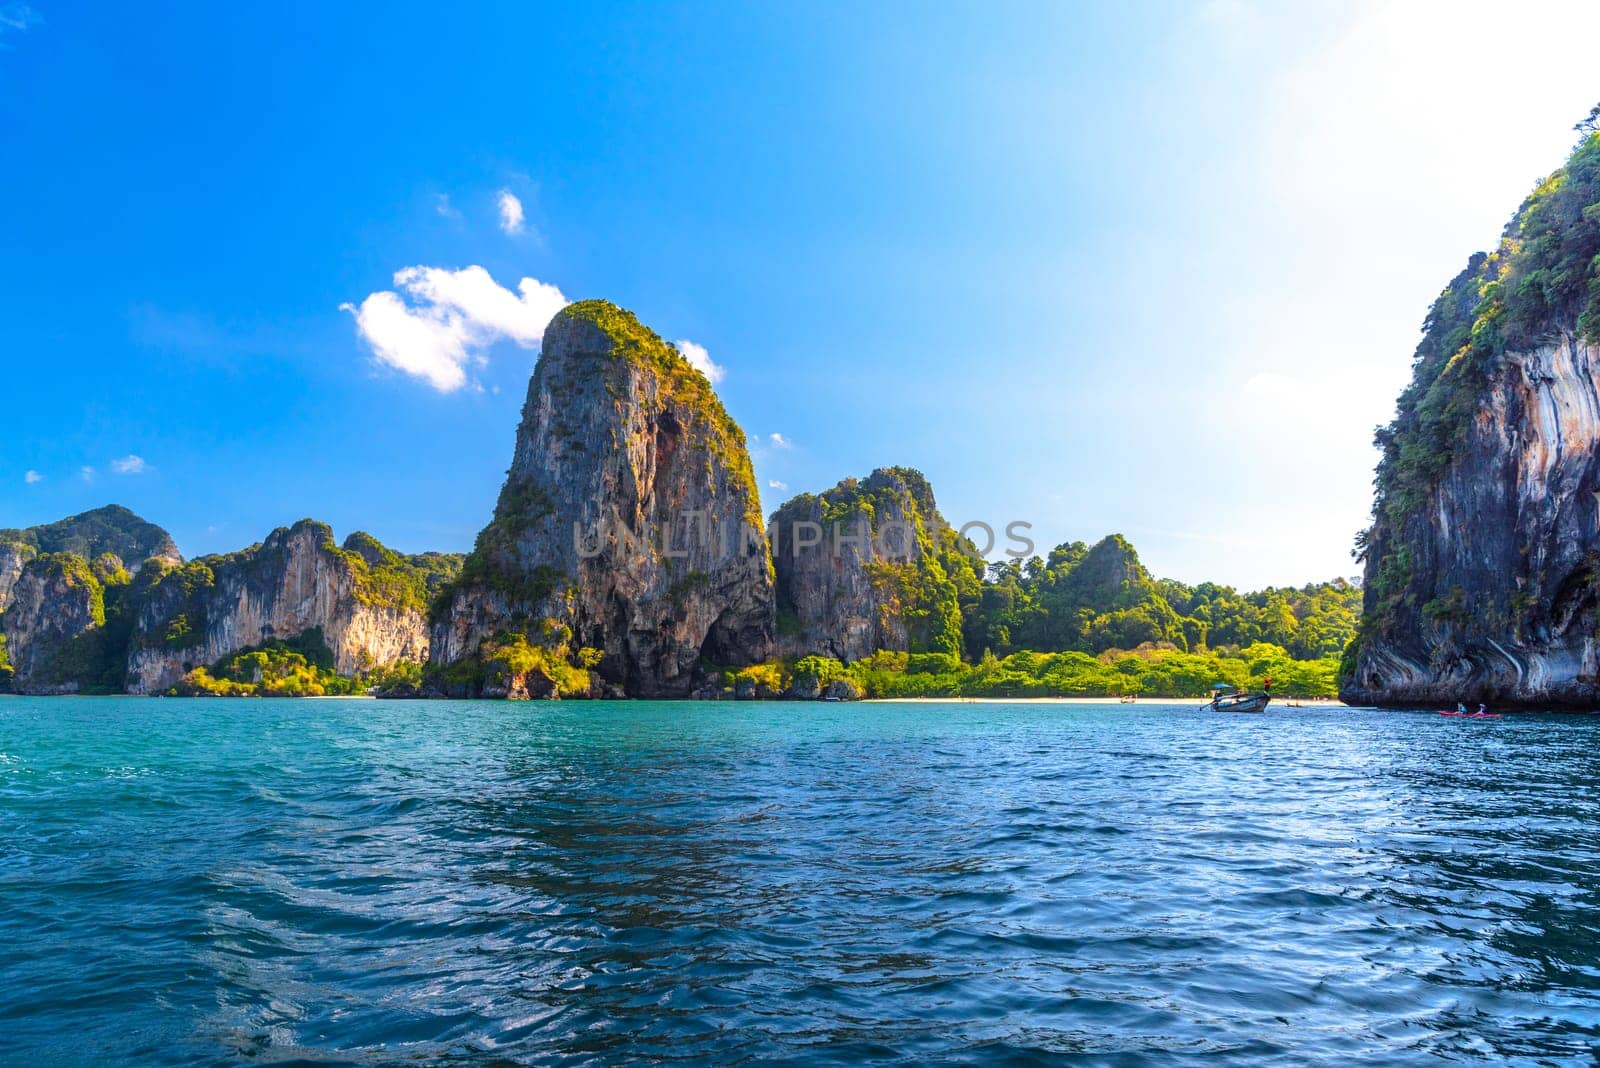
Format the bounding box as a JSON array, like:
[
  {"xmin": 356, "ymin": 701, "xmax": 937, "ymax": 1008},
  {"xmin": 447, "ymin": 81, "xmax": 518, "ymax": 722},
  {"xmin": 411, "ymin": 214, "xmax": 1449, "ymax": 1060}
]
[{"xmin": 1208, "ymin": 684, "xmax": 1271, "ymax": 713}]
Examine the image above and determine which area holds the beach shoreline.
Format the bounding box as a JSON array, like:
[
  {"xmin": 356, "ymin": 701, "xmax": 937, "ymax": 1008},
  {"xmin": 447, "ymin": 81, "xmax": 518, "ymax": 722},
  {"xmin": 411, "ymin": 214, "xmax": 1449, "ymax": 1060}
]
[{"xmin": 861, "ymin": 696, "xmax": 1350, "ymax": 706}]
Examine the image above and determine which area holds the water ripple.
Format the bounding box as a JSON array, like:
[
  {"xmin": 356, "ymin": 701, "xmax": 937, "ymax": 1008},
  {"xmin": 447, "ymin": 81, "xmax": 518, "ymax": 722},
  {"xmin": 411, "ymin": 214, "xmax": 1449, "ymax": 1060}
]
[{"xmin": 2, "ymin": 698, "xmax": 1600, "ymax": 1064}]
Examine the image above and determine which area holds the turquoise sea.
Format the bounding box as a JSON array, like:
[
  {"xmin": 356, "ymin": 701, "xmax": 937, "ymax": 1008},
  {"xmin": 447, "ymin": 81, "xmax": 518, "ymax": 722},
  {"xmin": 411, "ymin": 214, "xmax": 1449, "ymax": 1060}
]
[{"xmin": 2, "ymin": 697, "xmax": 1599, "ymax": 1065}]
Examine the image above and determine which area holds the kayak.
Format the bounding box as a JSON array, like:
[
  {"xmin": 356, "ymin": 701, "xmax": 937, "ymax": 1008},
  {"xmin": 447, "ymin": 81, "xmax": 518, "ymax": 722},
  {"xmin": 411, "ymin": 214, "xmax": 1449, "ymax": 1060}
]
[{"xmin": 1439, "ymin": 711, "xmax": 1501, "ymax": 718}]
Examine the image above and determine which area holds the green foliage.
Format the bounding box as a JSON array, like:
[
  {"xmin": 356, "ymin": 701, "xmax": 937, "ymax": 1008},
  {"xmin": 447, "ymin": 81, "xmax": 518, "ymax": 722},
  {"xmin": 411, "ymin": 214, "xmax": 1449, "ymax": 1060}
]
[
  {"xmin": 141, "ymin": 558, "xmax": 220, "ymax": 649},
  {"xmin": 1421, "ymin": 586, "xmax": 1469, "ymax": 624},
  {"xmin": 845, "ymin": 642, "xmax": 1338, "ymax": 699},
  {"xmin": 958, "ymin": 535, "xmax": 1360, "ymax": 663},
  {"xmin": 429, "ymin": 619, "xmax": 598, "ymax": 698},
  {"xmin": 136, "ymin": 525, "xmax": 457, "ymax": 663},
  {"xmin": 723, "ymin": 659, "xmax": 788, "ymax": 696},
  {"xmin": 363, "ymin": 659, "xmax": 424, "ymax": 691},
  {"xmin": 791, "ymin": 654, "xmax": 848, "ymax": 693},
  {"xmin": 89, "ymin": 553, "xmax": 130, "ymax": 586},
  {"xmin": 169, "ymin": 629, "xmax": 374, "ymax": 697},
  {"xmin": 0, "ymin": 631, "xmax": 12, "ymax": 692},
  {"xmin": 436, "ymin": 301, "xmax": 770, "ymax": 618},
  {"xmin": 328, "ymin": 528, "xmax": 459, "ymax": 614},
  {"xmin": 0, "ymin": 505, "xmax": 176, "ymax": 566}
]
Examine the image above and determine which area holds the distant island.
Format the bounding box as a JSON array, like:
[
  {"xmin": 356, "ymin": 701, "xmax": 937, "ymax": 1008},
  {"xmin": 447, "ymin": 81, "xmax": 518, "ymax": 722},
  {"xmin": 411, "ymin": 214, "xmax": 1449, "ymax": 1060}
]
[{"xmin": 0, "ymin": 303, "xmax": 1355, "ymax": 701}]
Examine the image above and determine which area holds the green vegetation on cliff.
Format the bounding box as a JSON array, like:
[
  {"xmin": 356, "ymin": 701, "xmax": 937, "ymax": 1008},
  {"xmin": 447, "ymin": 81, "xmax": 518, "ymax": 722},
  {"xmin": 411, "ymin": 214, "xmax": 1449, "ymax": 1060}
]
[
  {"xmin": 774, "ymin": 466, "xmax": 980, "ymax": 658},
  {"xmin": 564, "ymin": 299, "xmax": 763, "ymax": 529},
  {"xmin": 138, "ymin": 522, "xmax": 455, "ymax": 649},
  {"xmin": 330, "ymin": 528, "xmax": 463, "ymax": 614},
  {"xmin": 136, "ymin": 554, "xmax": 234, "ymax": 651}
]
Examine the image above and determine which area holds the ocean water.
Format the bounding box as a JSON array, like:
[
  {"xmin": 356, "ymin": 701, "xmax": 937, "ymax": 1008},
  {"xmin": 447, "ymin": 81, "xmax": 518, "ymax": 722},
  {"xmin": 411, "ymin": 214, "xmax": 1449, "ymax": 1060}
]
[{"xmin": 2, "ymin": 698, "xmax": 1599, "ymax": 1066}]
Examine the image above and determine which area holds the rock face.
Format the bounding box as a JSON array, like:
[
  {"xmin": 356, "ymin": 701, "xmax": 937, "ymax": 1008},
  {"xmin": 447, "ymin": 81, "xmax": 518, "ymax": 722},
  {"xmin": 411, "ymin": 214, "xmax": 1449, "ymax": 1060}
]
[
  {"xmin": 1346, "ymin": 331, "xmax": 1600, "ymax": 707},
  {"xmin": 431, "ymin": 300, "xmax": 775, "ymax": 697},
  {"xmin": 0, "ymin": 542, "xmax": 29, "ymax": 616},
  {"xmin": 771, "ymin": 467, "xmax": 967, "ymax": 661},
  {"xmin": 1345, "ymin": 131, "xmax": 1600, "ymax": 708},
  {"xmin": 2, "ymin": 554, "xmax": 106, "ymax": 695},
  {"xmin": 0, "ymin": 505, "xmax": 180, "ymax": 613},
  {"xmin": 126, "ymin": 520, "xmax": 432, "ymax": 694}
]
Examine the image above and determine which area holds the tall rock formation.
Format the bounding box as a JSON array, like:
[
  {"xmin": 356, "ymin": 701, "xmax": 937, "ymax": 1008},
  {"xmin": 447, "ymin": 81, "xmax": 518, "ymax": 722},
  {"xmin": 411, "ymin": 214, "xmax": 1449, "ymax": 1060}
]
[
  {"xmin": 431, "ymin": 300, "xmax": 774, "ymax": 697},
  {"xmin": 126, "ymin": 520, "xmax": 438, "ymax": 694},
  {"xmin": 771, "ymin": 467, "xmax": 974, "ymax": 661},
  {"xmin": 1344, "ymin": 129, "xmax": 1600, "ymax": 708}
]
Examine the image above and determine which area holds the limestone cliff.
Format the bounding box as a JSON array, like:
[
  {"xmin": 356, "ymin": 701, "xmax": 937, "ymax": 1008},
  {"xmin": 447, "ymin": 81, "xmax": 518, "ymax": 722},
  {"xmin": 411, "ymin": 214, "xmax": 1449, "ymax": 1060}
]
[
  {"xmin": 0, "ymin": 505, "xmax": 180, "ymax": 613},
  {"xmin": 771, "ymin": 467, "xmax": 971, "ymax": 662},
  {"xmin": 126, "ymin": 521, "xmax": 435, "ymax": 694},
  {"xmin": 2, "ymin": 554, "xmax": 109, "ymax": 695},
  {"xmin": 431, "ymin": 300, "xmax": 774, "ymax": 697},
  {"xmin": 1345, "ymin": 129, "xmax": 1600, "ymax": 708}
]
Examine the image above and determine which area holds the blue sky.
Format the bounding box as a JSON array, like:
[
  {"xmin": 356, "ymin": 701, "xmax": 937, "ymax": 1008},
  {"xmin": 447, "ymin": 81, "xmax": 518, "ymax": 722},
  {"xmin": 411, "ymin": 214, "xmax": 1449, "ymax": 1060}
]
[{"xmin": 3, "ymin": 1, "xmax": 1598, "ymax": 589}]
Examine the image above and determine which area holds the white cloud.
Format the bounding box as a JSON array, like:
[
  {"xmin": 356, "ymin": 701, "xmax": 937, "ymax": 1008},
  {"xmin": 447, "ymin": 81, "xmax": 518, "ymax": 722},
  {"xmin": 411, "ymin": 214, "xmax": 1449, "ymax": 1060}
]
[
  {"xmin": 768, "ymin": 432, "xmax": 791, "ymax": 449},
  {"xmin": 768, "ymin": 479, "xmax": 788, "ymax": 491},
  {"xmin": 435, "ymin": 194, "xmax": 460, "ymax": 220},
  {"xmin": 497, "ymin": 190, "xmax": 525, "ymax": 234},
  {"xmin": 342, "ymin": 265, "xmax": 568, "ymax": 392},
  {"xmin": 80, "ymin": 466, "xmax": 94, "ymax": 482},
  {"xmin": 23, "ymin": 469, "xmax": 41, "ymax": 484},
  {"xmin": 673, "ymin": 339, "xmax": 725, "ymax": 384},
  {"xmin": 111, "ymin": 454, "xmax": 147, "ymax": 475}
]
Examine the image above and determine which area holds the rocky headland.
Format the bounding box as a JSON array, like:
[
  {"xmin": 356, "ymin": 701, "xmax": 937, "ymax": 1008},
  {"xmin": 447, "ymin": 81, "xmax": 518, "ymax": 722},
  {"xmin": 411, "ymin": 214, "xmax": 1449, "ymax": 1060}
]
[{"xmin": 1343, "ymin": 131, "xmax": 1600, "ymax": 708}]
